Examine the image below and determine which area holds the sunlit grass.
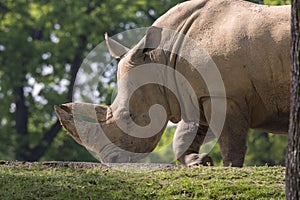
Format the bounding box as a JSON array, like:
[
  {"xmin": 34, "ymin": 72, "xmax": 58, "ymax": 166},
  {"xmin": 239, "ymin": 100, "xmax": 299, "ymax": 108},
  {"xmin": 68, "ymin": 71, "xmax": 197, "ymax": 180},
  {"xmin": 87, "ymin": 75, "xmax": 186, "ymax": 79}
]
[{"xmin": 0, "ymin": 162, "xmax": 285, "ymax": 199}]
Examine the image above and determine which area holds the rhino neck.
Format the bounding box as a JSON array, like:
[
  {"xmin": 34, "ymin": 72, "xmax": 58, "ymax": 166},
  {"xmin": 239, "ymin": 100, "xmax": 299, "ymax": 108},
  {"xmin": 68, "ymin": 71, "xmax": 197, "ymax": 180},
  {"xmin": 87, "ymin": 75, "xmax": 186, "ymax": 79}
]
[{"xmin": 144, "ymin": 38, "xmax": 201, "ymax": 123}]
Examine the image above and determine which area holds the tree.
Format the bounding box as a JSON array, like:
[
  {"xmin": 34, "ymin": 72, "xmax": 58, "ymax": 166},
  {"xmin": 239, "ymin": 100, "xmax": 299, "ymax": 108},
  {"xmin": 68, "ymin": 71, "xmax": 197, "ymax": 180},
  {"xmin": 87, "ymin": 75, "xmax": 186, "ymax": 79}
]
[{"xmin": 286, "ymin": 0, "xmax": 300, "ymax": 199}]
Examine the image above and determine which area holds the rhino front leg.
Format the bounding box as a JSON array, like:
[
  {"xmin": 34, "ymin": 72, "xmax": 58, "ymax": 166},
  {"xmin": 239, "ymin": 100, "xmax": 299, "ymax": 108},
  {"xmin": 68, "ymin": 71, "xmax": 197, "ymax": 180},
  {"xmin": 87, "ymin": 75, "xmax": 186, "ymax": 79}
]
[
  {"xmin": 173, "ymin": 121, "xmax": 213, "ymax": 166},
  {"xmin": 203, "ymin": 98, "xmax": 249, "ymax": 167}
]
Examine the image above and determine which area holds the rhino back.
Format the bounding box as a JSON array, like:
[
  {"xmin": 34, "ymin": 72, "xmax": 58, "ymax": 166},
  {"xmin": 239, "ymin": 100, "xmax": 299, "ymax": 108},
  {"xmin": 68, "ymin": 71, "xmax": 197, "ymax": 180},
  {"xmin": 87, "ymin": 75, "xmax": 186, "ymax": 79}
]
[{"xmin": 153, "ymin": 0, "xmax": 290, "ymax": 132}]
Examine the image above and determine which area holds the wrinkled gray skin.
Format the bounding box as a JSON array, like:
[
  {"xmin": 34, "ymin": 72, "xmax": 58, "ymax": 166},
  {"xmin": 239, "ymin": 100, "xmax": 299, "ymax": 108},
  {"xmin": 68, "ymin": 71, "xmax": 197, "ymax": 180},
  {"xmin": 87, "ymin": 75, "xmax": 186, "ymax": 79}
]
[{"xmin": 55, "ymin": 0, "xmax": 290, "ymax": 167}]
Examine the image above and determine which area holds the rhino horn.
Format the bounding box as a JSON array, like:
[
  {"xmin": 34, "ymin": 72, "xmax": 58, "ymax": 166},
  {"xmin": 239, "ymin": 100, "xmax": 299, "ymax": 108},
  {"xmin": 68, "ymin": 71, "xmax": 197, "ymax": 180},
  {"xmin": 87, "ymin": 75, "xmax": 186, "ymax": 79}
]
[
  {"xmin": 131, "ymin": 26, "xmax": 162, "ymax": 59},
  {"xmin": 54, "ymin": 104, "xmax": 84, "ymax": 146},
  {"xmin": 105, "ymin": 33, "xmax": 130, "ymax": 59},
  {"xmin": 143, "ymin": 26, "xmax": 162, "ymax": 51},
  {"xmin": 54, "ymin": 103, "xmax": 112, "ymax": 152}
]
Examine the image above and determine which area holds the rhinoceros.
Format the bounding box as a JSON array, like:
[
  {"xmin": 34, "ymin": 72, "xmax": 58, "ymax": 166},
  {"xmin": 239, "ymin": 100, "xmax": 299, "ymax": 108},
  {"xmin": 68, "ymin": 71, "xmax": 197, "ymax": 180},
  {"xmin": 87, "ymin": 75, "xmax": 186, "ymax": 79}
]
[{"xmin": 55, "ymin": 0, "xmax": 290, "ymax": 167}]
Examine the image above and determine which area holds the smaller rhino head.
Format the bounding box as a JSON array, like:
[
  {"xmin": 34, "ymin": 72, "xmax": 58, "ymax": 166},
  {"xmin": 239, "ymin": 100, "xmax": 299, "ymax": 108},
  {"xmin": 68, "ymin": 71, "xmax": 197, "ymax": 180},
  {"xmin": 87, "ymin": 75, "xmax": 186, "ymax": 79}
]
[{"xmin": 55, "ymin": 27, "xmax": 183, "ymax": 163}]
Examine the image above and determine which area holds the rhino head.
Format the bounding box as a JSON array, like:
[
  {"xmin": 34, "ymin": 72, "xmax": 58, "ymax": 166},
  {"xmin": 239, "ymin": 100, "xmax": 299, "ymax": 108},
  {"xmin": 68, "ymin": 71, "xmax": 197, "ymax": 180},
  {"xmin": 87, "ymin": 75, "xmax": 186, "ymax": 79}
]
[{"xmin": 55, "ymin": 27, "xmax": 182, "ymax": 163}]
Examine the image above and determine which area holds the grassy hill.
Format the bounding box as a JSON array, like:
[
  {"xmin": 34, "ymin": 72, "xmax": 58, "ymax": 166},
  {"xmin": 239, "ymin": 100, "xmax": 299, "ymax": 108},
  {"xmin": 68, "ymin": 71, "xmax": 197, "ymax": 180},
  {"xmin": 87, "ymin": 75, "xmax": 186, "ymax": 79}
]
[{"xmin": 0, "ymin": 161, "xmax": 285, "ymax": 199}]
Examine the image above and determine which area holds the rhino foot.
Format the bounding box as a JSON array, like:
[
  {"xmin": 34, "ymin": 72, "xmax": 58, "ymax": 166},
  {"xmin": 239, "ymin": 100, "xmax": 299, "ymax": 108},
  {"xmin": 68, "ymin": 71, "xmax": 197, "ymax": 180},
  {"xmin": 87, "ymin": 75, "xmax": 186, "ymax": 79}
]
[{"xmin": 183, "ymin": 153, "xmax": 214, "ymax": 167}]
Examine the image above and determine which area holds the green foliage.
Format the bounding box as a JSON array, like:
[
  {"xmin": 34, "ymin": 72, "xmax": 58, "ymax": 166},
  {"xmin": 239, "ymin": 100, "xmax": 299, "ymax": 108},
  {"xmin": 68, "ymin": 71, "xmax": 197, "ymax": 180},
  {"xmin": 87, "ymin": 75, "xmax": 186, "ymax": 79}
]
[
  {"xmin": 264, "ymin": 0, "xmax": 290, "ymax": 5},
  {"xmin": 142, "ymin": 126, "xmax": 176, "ymax": 164},
  {"xmin": 245, "ymin": 130, "xmax": 287, "ymax": 166},
  {"xmin": 0, "ymin": 0, "xmax": 182, "ymax": 161},
  {"xmin": 40, "ymin": 132, "xmax": 98, "ymax": 162},
  {"xmin": 0, "ymin": 163, "xmax": 285, "ymax": 199},
  {"xmin": 246, "ymin": 0, "xmax": 290, "ymax": 5}
]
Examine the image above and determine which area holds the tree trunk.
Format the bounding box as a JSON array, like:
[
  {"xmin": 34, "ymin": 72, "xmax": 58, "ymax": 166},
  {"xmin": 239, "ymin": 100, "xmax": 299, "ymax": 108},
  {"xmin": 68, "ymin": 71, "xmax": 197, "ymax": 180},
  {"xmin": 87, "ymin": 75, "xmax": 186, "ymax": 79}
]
[
  {"xmin": 286, "ymin": 0, "xmax": 300, "ymax": 199},
  {"xmin": 14, "ymin": 86, "xmax": 30, "ymax": 160}
]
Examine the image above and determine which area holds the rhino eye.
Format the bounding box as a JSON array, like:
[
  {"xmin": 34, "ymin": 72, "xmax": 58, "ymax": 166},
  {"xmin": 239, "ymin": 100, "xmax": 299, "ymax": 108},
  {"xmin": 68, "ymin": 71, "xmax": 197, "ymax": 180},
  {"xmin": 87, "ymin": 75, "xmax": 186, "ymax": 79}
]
[{"xmin": 121, "ymin": 111, "xmax": 131, "ymax": 120}]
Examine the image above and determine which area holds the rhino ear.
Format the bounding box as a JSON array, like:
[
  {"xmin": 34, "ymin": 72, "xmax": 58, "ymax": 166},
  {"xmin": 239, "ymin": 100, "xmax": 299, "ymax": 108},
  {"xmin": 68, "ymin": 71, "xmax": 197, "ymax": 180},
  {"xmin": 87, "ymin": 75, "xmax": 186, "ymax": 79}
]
[
  {"xmin": 143, "ymin": 26, "xmax": 162, "ymax": 53},
  {"xmin": 105, "ymin": 33, "xmax": 130, "ymax": 59}
]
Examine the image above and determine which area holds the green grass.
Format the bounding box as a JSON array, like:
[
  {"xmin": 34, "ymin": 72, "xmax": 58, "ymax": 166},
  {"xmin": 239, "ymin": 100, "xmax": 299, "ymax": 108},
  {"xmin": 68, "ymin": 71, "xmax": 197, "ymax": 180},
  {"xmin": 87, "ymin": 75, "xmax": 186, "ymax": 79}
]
[{"xmin": 0, "ymin": 162, "xmax": 285, "ymax": 200}]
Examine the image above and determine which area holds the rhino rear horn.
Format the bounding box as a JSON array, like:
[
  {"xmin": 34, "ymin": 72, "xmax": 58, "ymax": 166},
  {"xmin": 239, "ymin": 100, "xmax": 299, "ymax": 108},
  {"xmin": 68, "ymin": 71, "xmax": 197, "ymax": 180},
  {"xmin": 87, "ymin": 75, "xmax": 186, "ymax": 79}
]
[{"xmin": 105, "ymin": 33, "xmax": 130, "ymax": 59}]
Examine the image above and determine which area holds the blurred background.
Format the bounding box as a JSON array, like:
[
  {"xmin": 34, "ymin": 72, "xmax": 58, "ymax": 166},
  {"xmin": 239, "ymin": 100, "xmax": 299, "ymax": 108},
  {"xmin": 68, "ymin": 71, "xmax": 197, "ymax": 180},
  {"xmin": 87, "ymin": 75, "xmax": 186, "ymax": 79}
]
[{"xmin": 0, "ymin": 0, "xmax": 289, "ymax": 166}]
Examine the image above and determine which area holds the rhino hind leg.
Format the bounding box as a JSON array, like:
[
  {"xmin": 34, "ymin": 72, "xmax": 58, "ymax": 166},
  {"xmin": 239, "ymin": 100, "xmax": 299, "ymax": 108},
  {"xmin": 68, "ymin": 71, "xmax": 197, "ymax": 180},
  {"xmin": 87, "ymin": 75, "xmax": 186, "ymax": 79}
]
[
  {"xmin": 218, "ymin": 121, "xmax": 248, "ymax": 167},
  {"xmin": 203, "ymin": 98, "xmax": 249, "ymax": 167}
]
